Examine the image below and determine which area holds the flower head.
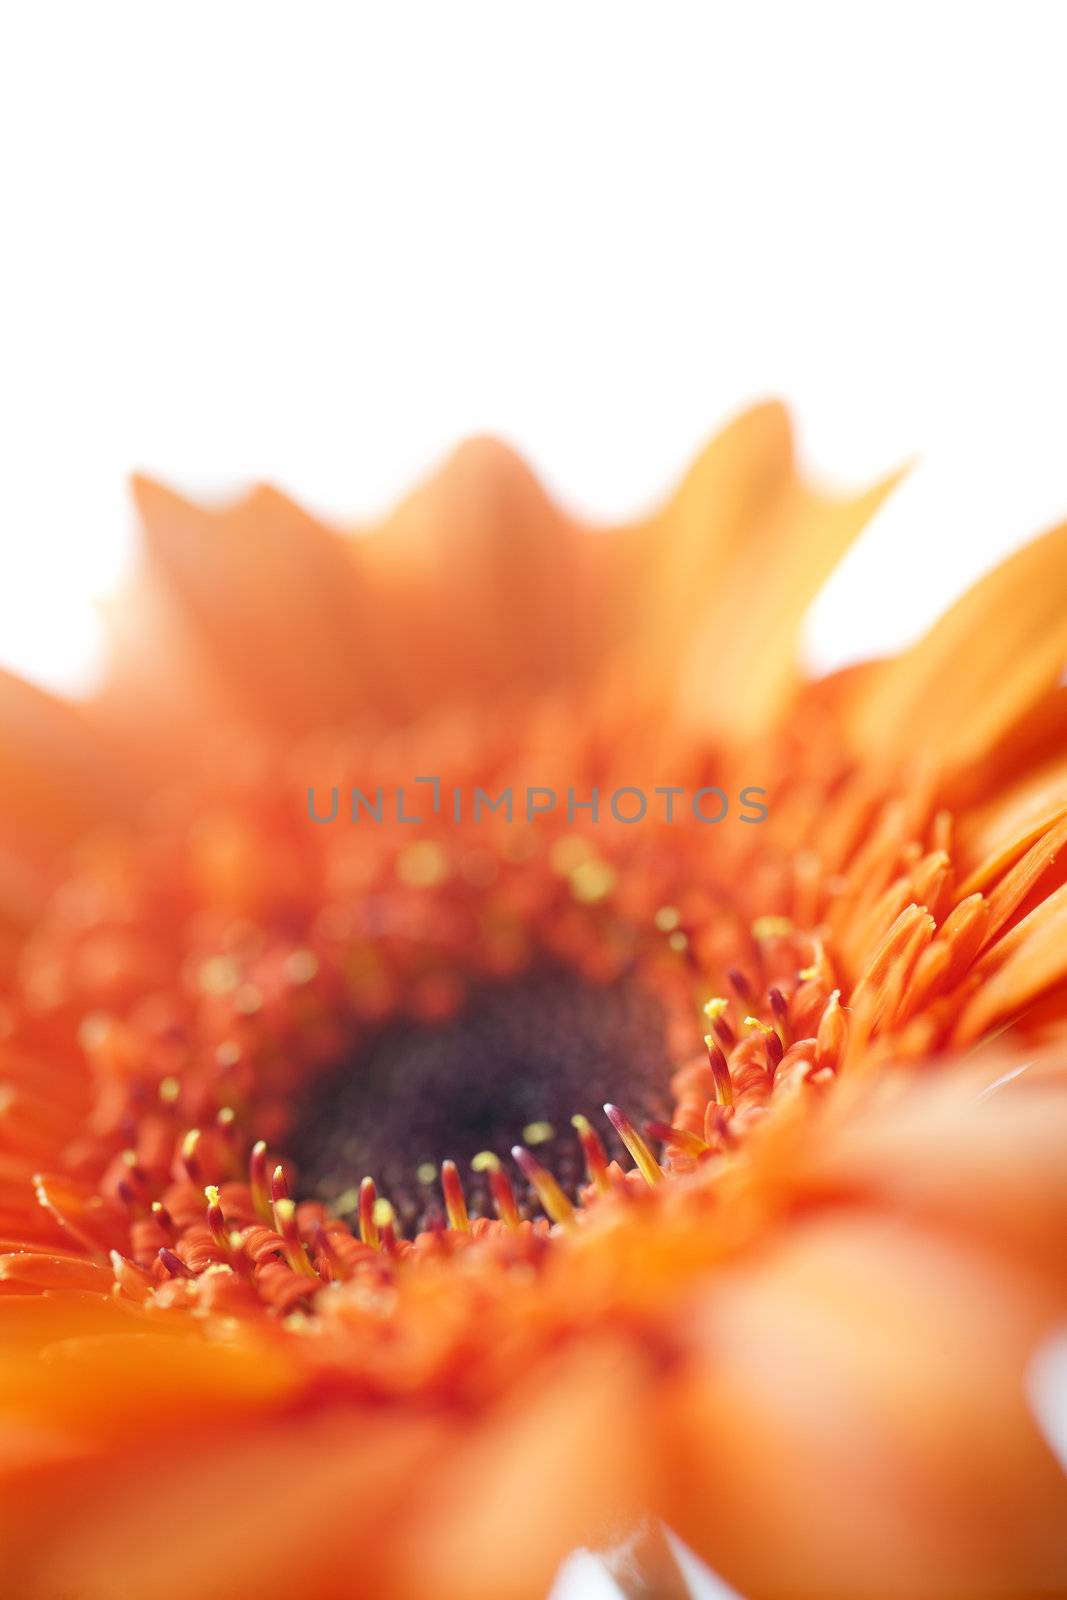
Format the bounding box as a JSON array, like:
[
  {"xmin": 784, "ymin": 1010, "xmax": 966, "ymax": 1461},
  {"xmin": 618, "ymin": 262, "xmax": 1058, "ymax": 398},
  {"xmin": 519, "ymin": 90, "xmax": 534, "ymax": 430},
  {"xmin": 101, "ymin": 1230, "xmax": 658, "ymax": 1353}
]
[{"xmin": 2, "ymin": 405, "xmax": 1067, "ymax": 1599}]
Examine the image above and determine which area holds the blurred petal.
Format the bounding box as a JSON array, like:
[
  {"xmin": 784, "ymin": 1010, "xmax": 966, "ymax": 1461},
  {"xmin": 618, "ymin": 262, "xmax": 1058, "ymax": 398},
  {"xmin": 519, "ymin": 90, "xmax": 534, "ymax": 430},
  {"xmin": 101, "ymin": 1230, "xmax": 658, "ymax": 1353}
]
[
  {"xmin": 847, "ymin": 520, "xmax": 1067, "ymax": 770},
  {"xmin": 633, "ymin": 402, "xmax": 901, "ymax": 736},
  {"xmin": 0, "ymin": 669, "xmax": 131, "ymax": 923},
  {"xmin": 662, "ymin": 1213, "xmax": 1067, "ymax": 1600},
  {"xmin": 130, "ymin": 476, "xmax": 375, "ymax": 731},
  {"xmin": 370, "ymin": 436, "xmax": 595, "ymax": 706},
  {"xmin": 394, "ymin": 1340, "xmax": 650, "ymax": 1600}
]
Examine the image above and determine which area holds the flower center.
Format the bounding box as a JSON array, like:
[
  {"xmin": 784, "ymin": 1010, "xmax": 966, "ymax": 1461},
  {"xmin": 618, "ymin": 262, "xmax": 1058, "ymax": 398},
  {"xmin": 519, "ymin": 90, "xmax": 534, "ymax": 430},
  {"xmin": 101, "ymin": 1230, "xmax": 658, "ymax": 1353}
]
[{"xmin": 289, "ymin": 965, "xmax": 673, "ymax": 1231}]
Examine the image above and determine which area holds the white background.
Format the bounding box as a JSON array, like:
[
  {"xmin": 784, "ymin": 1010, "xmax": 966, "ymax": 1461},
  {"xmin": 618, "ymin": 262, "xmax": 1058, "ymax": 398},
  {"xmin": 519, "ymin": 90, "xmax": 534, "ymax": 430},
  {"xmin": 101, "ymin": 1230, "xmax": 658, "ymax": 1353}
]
[{"xmin": 2, "ymin": 3, "xmax": 1067, "ymax": 696}]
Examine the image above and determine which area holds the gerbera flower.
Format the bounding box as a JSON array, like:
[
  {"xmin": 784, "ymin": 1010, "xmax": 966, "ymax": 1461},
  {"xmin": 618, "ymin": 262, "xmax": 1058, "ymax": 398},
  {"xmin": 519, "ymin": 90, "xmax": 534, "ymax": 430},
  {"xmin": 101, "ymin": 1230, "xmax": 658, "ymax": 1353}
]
[{"xmin": 2, "ymin": 402, "xmax": 1067, "ymax": 1600}]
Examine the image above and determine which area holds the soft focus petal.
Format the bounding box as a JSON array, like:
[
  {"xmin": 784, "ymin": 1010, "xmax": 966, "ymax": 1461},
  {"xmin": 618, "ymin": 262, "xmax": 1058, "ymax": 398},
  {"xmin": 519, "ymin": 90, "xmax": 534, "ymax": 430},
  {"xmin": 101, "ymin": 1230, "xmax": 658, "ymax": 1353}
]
[
  {"xmin": 847, "ymin": 519, "xmax": 1067, "ymax": 772},
  {"xmin": 129, "ymin": 477, "xmax": 375, "ymax": 732},
  {"xmin": 662, "ymin": 1214, "xmax": 1067, "ymax": 1599},
  {"xmin": 0, "ymin": 670, "xmax": 132, "ymax": 925},
  {"xmin": 633, "ymin": 402, "xmax": 902, "ymax": 736}
]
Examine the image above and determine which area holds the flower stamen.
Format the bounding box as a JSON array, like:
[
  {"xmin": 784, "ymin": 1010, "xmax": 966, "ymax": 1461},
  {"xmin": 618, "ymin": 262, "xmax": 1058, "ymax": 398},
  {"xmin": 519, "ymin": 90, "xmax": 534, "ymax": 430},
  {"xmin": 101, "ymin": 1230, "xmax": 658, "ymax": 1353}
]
[
  {"xmin": 440, "ymin": 1160, "xmax": 471, "ymax": 1233},
  {"xmin": 511, "ymin": 1146, "xmax": 576, "ymax": 1227},
  {"xmin": 604, "ymin": 1103, "xmax": 663, "ymax": 1186},
  {"xmin": 571, "ymin": 1114, "xmax": 611, "ymax": 1194}
]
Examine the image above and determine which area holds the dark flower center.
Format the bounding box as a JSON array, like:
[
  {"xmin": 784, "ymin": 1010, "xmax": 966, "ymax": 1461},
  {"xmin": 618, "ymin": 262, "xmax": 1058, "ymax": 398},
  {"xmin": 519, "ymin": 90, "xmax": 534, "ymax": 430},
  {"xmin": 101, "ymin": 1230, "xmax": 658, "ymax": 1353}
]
[{"xmin": 289, "ymin": 966, "xmax": 673, "ymax": 1230}]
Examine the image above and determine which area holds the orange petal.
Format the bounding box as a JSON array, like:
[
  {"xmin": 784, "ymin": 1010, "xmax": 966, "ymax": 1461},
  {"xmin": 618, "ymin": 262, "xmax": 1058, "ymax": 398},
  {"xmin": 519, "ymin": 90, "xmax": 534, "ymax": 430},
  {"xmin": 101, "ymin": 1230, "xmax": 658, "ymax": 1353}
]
[
  {"xmin": 395, "ymin": 1338, "xmax": 649, "ymax": 1600},
  {"xmin": 661, "ymin": 1211, "xmax": 1067, "ymax": 1600},
  {"xmin": 847, "ymin": 519, "xmax": 1067, "ymax": 771},
  {"xmin": 130, "ymin": 476, "xmax": 376, "ymax": 732},
  {"xmin": 0, "ymin": 670, "xmax": 132, "ymax": 922},
  {"xmin": 958, "ymin": 795, "xmax": 1067, "ymax": 898},
  {"xmin": 954, "ymin": 882, "xmax": 1067, "ymax": 1043},
  {"xmin": 633, "ymin": 402, "xmax": 902, "ymax": 736},
  {"xmin": 5, "ymin": 1404, "xmax": 446, "ymax": 1600},
  {"xmin": 370, "ymin": 436, "xmax": 594, "ymax": 706}
]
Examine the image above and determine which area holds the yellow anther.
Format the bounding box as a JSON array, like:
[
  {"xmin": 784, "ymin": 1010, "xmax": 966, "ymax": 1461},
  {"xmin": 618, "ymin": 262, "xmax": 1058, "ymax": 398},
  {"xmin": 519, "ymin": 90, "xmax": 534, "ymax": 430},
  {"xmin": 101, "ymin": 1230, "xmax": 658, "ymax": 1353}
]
[
  {"xmin": 396, "ymin": 840, "xmax": 449, "ymax": 889},
  {"xmin": 743, "ymin": 1015, "xmax": 777, "ymax": 1035},
  {"xmin": 569, "ymin": 859, "xmax": 617, "ymax": 904},
  {"xmin": 522, "ymin": 1120, "xmax": 555, "ymax": 1145},
  {"xmin": 199, "ymin": 955, "xmax": 240, "ymax": 995}
]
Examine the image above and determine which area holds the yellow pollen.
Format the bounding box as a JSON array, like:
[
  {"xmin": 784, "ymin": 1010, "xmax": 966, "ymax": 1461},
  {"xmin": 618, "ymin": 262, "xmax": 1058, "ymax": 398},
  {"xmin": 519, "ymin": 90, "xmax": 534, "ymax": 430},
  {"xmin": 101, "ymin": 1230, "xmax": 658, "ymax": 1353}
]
[
  {"xmin": 283, "ymin": 949, "xmax": 319, "ymax": 985},
  {"xmin": 371, "ymin": 1198, "xmax": 395, "ymax": 1229},
  {"xmin": 158, "ymin": 1076, "xmax": 181, "ymax": 1103},
  {"xmin": 274, "ymin": 1197, "xmax": 296, "ymax": 1223},
  {"xmin": 396, "ymin": 840, "xmax": 449, "ymax": 889},
  {"xmin": 415, "ymin": 1163, "xmax": 438, "ymax": 1186},
  {"xmin": 752, "ymin": 915, "xmax": 795, "ymax": 940},
  {"xmin": 668, "ymin": 930, "xmax": 689, "ymax": 953},
  {"xmin": 550, "ymin": 834, "xmax": 595, "ymax": 875},
  {"xmin": 217, "ymin": 1106, "xmax": 236, "ymax": 1127},
  {"xmin": 703, "ymin": 997, "xmax": 729, "ymax": 1022},
  {"xmin": 470, "ymin": 1151, "xmax": 500, "ymax": 1173},
  {"xmin": 121, "ymin": 1149, "xmax": 138, "ymax": 1168},
  {"xmin": 570, "ymin": 858, "xmax": 617, "ymax": 904},
  {"xmin": 332, "ymin": 1187, "xmax": 361, "ymax": 1216},
  {"xmin": 522, "ymin": 1120, "xmax": 555, "ymax": 1145},
  {"xmin": 654, "ymin": 905, "xmax": 681, "ymax": 932},
  {"xmin": 199, "ymin": 955, "xmax": 240, "ymax": 995},
  {"xmin": 743, "ymin": 1016, "xmax": 776, "ymax": 1035},
  {"xmin": 227, "ymin": 1229, "xmax": 245, "ymax": 1251},
  {"xmin": 181, "ymin": 1129, "xmax": 200, "ymax": 1160},
  {"xmin": 798, "ymin": 963, "xmax": 820, "ymax": 981}
]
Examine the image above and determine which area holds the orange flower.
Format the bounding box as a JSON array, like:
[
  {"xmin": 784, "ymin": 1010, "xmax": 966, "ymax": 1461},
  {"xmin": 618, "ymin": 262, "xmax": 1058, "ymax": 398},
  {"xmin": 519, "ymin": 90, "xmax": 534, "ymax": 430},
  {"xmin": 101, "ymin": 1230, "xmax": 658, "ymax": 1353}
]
[{"xmin": 2, "ymin": 403, "xmax": 1067, "ymax": 1599}]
